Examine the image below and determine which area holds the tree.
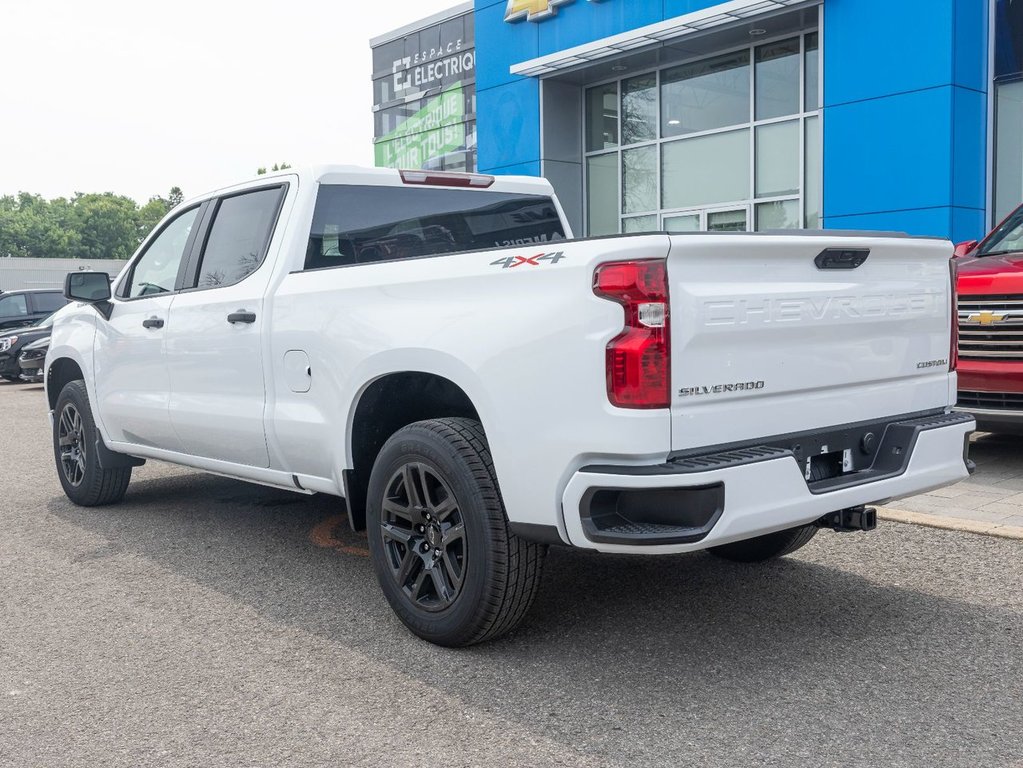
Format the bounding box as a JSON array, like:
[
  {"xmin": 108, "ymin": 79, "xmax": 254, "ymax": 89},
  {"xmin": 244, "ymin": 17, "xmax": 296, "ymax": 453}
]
[
  {"xmin": 0, "ymin": 185, "xmax": 185, "ymax": 260},
  {"xmin": 257, "ymin": 162, "xmax": 292, "ymax": 175}
]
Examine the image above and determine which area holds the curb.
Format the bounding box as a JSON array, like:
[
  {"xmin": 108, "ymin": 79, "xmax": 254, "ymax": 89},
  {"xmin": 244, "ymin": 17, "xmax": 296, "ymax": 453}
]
[{"xmin": 877, "ymin": 507, "xmax": 1023, "ymax": 541}]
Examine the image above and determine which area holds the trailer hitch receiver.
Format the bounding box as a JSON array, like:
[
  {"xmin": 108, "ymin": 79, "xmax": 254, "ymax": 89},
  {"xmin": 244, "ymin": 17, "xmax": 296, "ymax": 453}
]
[{"xmin": 816, "ymin": 506, "xmax": 877, "ymax": 532}]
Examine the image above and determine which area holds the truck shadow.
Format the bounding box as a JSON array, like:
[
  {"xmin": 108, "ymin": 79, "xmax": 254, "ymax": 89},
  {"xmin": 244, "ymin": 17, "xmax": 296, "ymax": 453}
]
[{"xmin": 47, "ymin": 471, "xmax": 1023, "ymax": 765}]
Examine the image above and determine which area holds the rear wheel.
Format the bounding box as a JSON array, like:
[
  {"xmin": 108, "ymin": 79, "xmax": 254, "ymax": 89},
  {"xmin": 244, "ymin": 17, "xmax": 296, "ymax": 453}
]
[
  {"xmin": 366, "ymin": 418, "xmax": 545, "ymax": 647},
  {"xmin": 53, "ymin": 380, "xmax": 132, "ymax": 506},
  {"xmin": 708, "ymin": 524, "xmax": 818, "ymax": 563}
]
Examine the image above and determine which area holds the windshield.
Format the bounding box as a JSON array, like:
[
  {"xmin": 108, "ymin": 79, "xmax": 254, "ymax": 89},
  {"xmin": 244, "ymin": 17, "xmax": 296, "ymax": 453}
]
[{"xmin": 978, "ymin": 205, "xmax": 1023, "ymax": 256}]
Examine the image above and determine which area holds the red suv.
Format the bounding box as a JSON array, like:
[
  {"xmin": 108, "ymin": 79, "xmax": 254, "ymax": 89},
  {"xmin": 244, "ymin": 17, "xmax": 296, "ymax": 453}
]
[{"xmin": 955, "ymin": 203, "xmax": 1023, "ymax": 432}]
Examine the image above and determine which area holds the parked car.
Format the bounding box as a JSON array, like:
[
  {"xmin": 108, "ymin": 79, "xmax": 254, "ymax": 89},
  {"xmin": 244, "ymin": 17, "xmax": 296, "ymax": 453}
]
[
  {"xmin": 954, "ymin": 203, "xmax": 1023, "ymax": 432},
  {"xmin": 47, "ymin": 165, "xmax": 974, "ymax": 646},
  {"xmin": 0, "ymin": 289, "xmax": 67, "ymax": 331},
  {"xmin": 0, "ymin": 310, "xmax": 60, "ymax": 381},
  {"xmin": 18, "ymin": 337, "xmax": 49, "ymax": 382}
]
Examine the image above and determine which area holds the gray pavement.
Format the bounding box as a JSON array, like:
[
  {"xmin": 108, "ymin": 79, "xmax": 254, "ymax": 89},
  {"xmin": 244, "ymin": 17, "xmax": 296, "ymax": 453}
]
[
  {"xmin": 889, "ymin": 432, "xmax": 1023, "ymax": 533},
  {"xmin": 2, "ymin": 380, "xmax": 1022, "ymax": 767}
]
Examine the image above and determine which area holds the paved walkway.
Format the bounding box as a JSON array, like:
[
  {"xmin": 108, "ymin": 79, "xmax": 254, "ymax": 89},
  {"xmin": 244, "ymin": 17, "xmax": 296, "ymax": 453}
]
[{"xmin": 881, "ymin": 432, "xmax": 1023, "ymax": 539}]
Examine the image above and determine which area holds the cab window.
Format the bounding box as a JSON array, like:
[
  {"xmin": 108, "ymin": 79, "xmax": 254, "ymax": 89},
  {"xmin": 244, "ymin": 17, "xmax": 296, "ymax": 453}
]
[
  {"xmin": 189, "ymin": 187, "xmax": 284, "ymax": 289},
  {"xmin": 125, "ymin": 206, "xmax": 200, "ymax": 298}
]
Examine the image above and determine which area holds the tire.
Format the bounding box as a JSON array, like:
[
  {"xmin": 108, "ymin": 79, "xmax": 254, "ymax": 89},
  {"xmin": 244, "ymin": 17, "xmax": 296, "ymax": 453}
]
[
  {"xmin": 366, "ymin": 417, "xmax": 546, "ymax": 647},
  {"xmin": 708, "ymin": 524, "xmax": 818, "ymax": 563},
  {"xmin": 3, "ymin": 375, "xmax": 21, "ymax": 382},
  {"xmin": 53, "ymin": 380, "xmax": 132, "ymax": 506}
]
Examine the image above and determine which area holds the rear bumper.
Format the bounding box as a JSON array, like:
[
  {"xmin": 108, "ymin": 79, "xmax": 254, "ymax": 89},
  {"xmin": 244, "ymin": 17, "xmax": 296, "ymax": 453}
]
[
  {"xmin": 955, "ymin": 405, "xmax": 1023, "ymax": 434},
  {"xmin": 561, "ymin": 412, "xmax": 975, "ymax": 554}
]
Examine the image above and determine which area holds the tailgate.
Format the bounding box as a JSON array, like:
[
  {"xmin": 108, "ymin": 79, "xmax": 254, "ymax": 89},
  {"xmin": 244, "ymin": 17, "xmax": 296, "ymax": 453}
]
[{"xmin": 668, "ymin": 234, "xmax": 954, "ymax": 452}]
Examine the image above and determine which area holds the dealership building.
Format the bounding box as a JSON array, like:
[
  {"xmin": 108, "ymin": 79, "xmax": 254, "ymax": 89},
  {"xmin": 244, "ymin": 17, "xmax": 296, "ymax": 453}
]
[{"xmin": 373, "ymin": 0, "xmax": 1022, "ymax": 242}]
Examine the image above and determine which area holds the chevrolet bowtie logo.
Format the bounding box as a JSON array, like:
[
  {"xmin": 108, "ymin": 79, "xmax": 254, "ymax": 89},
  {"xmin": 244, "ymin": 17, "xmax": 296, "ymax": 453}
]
[
  {"xmin": 505, "ymin": 0, "xmax": 601, "ymax": 23},
  {"xmin": 967, "ymin": 311, "xmax": 1008, "ymax": 325}
]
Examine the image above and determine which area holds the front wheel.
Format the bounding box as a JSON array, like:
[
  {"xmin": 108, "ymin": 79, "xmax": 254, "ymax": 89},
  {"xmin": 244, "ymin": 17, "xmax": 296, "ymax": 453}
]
[
  {"xmin": 366, "ymin": 418, "xmax": 546, "ymax": 647},
  {"xmin": 708, "ymin": 524, "xmax": 818, "ymax": 563},
  {"xmin": 53, "ymin": 380, "xmax": 132, "ymax": 506}
]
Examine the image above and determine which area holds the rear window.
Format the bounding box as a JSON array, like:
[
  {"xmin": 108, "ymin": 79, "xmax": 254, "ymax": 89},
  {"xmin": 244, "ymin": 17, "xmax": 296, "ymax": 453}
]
[{"xmin": 305, "ymin": 185, "xmax": 565, "ymax": 270}]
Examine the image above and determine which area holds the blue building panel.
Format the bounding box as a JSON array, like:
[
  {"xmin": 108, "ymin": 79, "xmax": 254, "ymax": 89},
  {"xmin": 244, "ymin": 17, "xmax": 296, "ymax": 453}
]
[
  {"xmin": 953, "ymin": 0, "xmax": 990, "ymax": 91},
  {"xmin": 476, "ymin": 78, "xmax": 541, "ymax": 172},
  {"xmin": 824, "ymin": 207, "xmax": 955, "ymax": 238},
  {"xmin": 537, "ymin": 0, "xmax": 662, "ymax": 54},
  {"xmin": 952, "ymin": 85, "xmax": 988, "ymax": 212},
  {"xmin": 824, "ymin": 87, "xmax": 955, "ymax": 218},
  {"xmin": 823, "ymin": 0, "xmax": 956, "ymax": 107},
  {"xmin": 474, "ymin": 1, "xmax": 539, "ymax": 91}
]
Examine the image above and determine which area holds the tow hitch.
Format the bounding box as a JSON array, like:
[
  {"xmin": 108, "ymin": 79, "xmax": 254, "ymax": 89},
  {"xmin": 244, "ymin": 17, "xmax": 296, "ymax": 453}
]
[{"xmin": 816, "ymin": 505, "xmax": 877, "ymax": 532}]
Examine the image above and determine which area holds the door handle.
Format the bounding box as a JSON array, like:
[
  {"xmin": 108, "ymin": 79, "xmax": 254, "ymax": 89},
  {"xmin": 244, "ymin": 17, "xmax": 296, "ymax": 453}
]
[
  {"xmin": 227, "ymin": 310, "xmax": 257, "ymax": 324},
  {"xmin": 142, "ymin": 317, "xmax": 164, "ymax": 329}
]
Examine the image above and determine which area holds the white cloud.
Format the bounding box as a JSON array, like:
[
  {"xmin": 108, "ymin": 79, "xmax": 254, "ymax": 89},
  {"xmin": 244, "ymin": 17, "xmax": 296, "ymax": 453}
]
[{"xmin": 0, "ymin": 0, "xmax": 464, "ymax": 202}]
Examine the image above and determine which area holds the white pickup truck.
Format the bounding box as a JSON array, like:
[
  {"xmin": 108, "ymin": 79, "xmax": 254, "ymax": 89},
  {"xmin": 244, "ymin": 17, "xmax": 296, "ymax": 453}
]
[{"xmin": 48, "ymin": 165, "xmax": 974, "ymax": 646}]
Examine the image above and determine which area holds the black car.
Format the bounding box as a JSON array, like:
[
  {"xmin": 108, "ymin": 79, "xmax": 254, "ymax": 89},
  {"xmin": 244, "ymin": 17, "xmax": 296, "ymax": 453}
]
[
  {"xmin": 0, "ymin": 311, "xmax": 58, "ymax": 381},
  {"xmin": 18, "ymin": 337, "xmax": 49, "ymax": 382},
  {"xmin": 0, "ymin": 289, "xmax": 68, "ymax": 331}
]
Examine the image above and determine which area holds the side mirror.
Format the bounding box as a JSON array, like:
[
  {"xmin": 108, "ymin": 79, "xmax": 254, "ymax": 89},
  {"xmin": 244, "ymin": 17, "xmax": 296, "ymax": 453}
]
[
  {"xmin": 953, "ymin": 240, "xmax": 979, "ymax": 258},
  {"xmin": 64, "ymin": 272, "xmax": 111, "ymax": 302}
]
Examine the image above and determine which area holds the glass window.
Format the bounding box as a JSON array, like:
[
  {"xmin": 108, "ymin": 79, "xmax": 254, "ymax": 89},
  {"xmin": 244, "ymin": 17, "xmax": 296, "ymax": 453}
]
[
  {"xmin": 994, "ymin": 80, "xmax": 1023, "ymax": 224},
  {"xmin": 978, "ymin": 205, "xmax": 1023, "ymax": 255},
  {"xmin": 306, "ymin": 187, "xmax": 566, "ymax": 270},
  {"xmin": 661, "ymin": 51, "xmax": 750, "ymax": 138},
  {"xmin": 662, "ymin": 129, "xmax": 749, "ymax": 210},
  {"xmin": 586, "ymin": 83, "xmax": 618, "ymax": 151},
  {"xmin": 0, "ymin": 294, "xmax": 28, "ymax": 320},
  {"xmin": 622, "ymin": 74, "xmax": 657, "ymax": 145},
  {"xmin": 805, "ymin": 33, "xmax": 819, "ymax": 111},
  {"xmin": 805, "ymin": 115, "xmax": 821, "ymax": 228},
  {"xmin": 623, "ymin": 215, "xmax": 657, "ymax": 233},
  {"xmin": 756, "ymin": 200, "xmax": 799, "ymax": 230},
  {"xmin": 708, "ymin": 209, "xmax": 747, "ymax": 232},
  {"xmin": 756, "ymin": 38, "xmax": 800, "ymax": 120},
  {"xmin": 194, "ymin": 188, "xmax": 283, "ymax": 289},
  {"xmin": 127, "ymin": 206, "xmax": 200, "ymax": 298},
  {"xmin": 756, "ymin": 120, "xmax": 800, "ymax": 198},
  {"xmin": 33, "ymin": 292, "xmax": 67, "ymax": 313},
  {"xmin": 622, "ymin": 146, "xmax": 657, "ymax": 214},
  {"xmin": 663, "ymin": 213, "xmax": 700, "ymax": 232},
  {"xmin": 587, "ymin": 154, "xmax": 619, "ymax": 236}
]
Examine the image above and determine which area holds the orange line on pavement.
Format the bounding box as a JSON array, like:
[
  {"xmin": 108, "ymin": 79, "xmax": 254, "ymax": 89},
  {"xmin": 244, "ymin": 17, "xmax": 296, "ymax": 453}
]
[{"xmin": 309, "ymin": 514, "xmax": 370, "ymax": 557}]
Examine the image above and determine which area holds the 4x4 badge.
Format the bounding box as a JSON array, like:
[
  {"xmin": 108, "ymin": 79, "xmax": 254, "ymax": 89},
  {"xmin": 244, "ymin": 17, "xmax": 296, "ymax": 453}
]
[{"xmin": 491, "ymin": 251, "xmax": 566, "ymax": 269}]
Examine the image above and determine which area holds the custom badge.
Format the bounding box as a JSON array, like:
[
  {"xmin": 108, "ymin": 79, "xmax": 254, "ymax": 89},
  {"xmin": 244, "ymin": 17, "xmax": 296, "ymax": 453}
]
[{"xmin": 504, "ymin": 0, "xmax": 602, "ymax": 23}]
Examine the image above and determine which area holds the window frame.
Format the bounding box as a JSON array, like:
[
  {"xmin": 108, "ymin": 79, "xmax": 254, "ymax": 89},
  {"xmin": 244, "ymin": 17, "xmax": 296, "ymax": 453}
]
[
  {"xmin": 582, "ymin": 27, "xmax": 821, "ymax": 236},
  {"xmin": 115, "ymin": 202, "xmax": 208, "ymax": 302},
  {"xmin": 178, "ymin": 183, "xmax": 289, "ymax": 294}
]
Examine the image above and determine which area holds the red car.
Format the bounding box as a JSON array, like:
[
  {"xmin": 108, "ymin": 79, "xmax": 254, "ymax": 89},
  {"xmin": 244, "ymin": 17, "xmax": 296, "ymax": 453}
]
[{"xmin": 954, "ymin": 203, "xmax": 1023, "ymax": 432}]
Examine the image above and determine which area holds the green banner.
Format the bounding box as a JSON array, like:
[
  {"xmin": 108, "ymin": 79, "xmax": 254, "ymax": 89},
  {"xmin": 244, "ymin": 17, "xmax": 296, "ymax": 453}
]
[{"xmin": 375, "ymin": 82, "xmax": 466, "ymax": 168}]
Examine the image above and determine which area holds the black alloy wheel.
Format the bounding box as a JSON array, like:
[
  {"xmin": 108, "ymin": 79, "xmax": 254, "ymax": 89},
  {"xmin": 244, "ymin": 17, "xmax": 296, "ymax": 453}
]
[
  {"xmin": 57, "ymin": 402, "xmax": 87, "ymax": 487},
  {"xmin": 379, "ymin": 461, "xmax": 467, "ymax": 611},
  {"xmin": 52, "ymin": 380, "xmax": 132, "ymax": 506},
  {"xmin": 366, "ymin": 418, "xmax": 546, "ymax": 647}
]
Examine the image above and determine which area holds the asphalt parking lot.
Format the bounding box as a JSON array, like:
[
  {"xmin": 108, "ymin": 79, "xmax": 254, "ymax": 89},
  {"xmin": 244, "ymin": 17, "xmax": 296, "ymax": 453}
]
[{"xmin": 2, "ymin": 380, "xmax": 1022, "ymax": 767}]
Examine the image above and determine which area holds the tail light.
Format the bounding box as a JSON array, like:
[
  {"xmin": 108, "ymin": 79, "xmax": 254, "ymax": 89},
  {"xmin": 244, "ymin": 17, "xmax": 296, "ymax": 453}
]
[
  {"xmin": 593, "ymin": 259, "xmax": 670, "ymax": 408},
  {"xmin": 949, "ymin": 258, "xmax": 958, "ymax": 372}
]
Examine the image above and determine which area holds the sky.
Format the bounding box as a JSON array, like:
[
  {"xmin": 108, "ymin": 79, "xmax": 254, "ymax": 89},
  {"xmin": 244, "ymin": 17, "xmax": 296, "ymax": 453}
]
[{"xmin": 0, "ymin": 0, "xmax": 462, "ymax": 204}]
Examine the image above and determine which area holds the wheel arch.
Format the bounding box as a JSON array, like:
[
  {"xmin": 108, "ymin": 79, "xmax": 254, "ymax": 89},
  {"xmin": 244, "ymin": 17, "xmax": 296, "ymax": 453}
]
[
  {"xmin": 344, "ymin": 370, "xmax": 482, "ymax": 531},
  {"xmin": 46, "ymin": 356, "xmax": 86, "ymax": 411}
]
